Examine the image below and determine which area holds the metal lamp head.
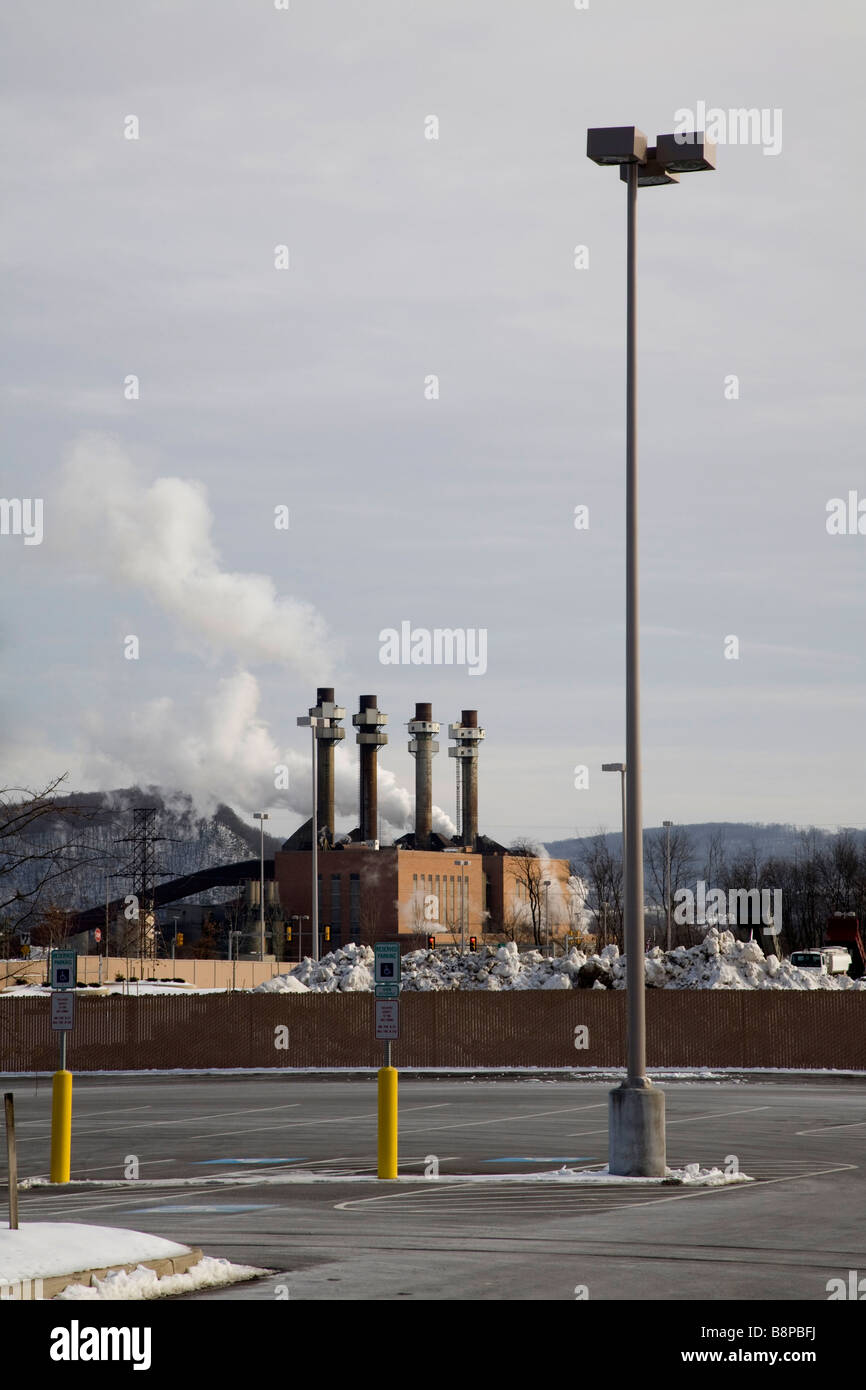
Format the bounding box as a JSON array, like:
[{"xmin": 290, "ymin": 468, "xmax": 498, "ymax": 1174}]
[
  {"xmin": 656, "ymin": 132, "xmax": 716, "ymax": 173},
  {"xmin": 587, "ymin": 126, "xmax": 647, "ymax": 165},
  {"xmin": 620, "ymin": 147, "xmax": 679, "ymax": 186}
]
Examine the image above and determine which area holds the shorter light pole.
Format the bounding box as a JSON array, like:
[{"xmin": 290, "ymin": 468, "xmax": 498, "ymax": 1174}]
[
  {"xmin": 292, "ymin": 914, "xmax": 309, "ymax": 963},
  {"xmin": 253, "ymin": 812, "xmax": 270, "ymax": 961},
  {"xmin": 543, "ymin": 879, "xmax": 551, "ymax": 955},
  {"xmin": 453, "ymin": 859, "xmax": 470, "ymax": 951},
  {"xmin": 171, "ymin": 916, "xmax": 178, "ymax": 969},
  {"xmin": 229, "ymin": 930, "xmax": 241, "ymax": 990},
  {"xmin": 602, "ymin": 764, "xmax": 627, "ymax": 927},
  {"xmin": 663, "ymin": 820, "xmax": 673, "ymax": 951}
]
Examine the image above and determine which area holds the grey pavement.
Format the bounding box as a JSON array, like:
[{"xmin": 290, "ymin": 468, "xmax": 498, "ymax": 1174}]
[{"xmin": 2, "ymin": 1074, "xmax": 864, "ymax": 1301}]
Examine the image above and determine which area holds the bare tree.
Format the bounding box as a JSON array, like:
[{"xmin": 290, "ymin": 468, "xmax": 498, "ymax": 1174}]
[
  {"xmin": 644, "ymin": 826, "xmax": 696, "ymax": 945},
  {"xmin": 572, "ymin": 832, "xmax": 624, "ymax": 949},
  {"xmin": 508, "ymin": 839, "xmax": 544, "ymax": 948},
  {"xmin": 0, "ymin": 776, "xmax": 104, "ymax": 956}
]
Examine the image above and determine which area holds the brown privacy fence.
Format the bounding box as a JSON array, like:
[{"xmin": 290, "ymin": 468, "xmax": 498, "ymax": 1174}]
[{"xmin": 1, "ymin": 993, "xmax": 864, "ymax": 1072}]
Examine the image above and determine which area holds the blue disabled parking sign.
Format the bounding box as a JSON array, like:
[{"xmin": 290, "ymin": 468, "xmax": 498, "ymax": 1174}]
[{"xmin": 50, "ymin": 949, "xmax": 77, "ymax": 990}]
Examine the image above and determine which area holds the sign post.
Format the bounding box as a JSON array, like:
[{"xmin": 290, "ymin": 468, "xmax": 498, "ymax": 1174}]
[
  {"xmin": 374, "ymin": 944, "xmax": 401, "ymax": 1177},
  {"xmin": 4, "ymin": 1093, "xmax": 18, "ymax": 1230},
  {"xmin": 49, "ymin": 949, "xmax": 76, "ymax": 1183}
]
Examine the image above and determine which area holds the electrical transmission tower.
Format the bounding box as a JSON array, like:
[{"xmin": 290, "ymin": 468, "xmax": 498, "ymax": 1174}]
[{"xmin": 114, "ymin": 807, "xmax": 173, "ymax": 959}]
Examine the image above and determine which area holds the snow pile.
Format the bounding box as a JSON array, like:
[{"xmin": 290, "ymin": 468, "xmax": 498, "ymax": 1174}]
[
  {"xmin": 256, "ymin": 932, "xmax": 866, "ymax": 993},
  {"xmin": 55, "ymin": 1256, "xmax": 265, "ymax": 1300},
  {"xmin": 255, "ymin": 942, "xmax": 374, "ymax": 993},
  {"xmin": 521, "ymin": 1163, "xmax": 752, "ymax": 1186}
]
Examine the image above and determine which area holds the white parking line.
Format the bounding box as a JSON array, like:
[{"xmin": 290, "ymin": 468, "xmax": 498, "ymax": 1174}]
[
  {"xmin": 400, "ymin": 1102, "xmax": 607, "ymax": 1137},
  {"xmin": 566, "ymin": 1105, "xmax": 771, "ymax": 1138},
  {"xmin": 186, "ymin": 1102, "xmax": 451, "ymax": 1143},
  {"xmin": 10, "ymin": 1101, "xmax": 303, "ymax": 1145},
  {"xmin": 795, "ymin": 1119, "xmax": 866, "ymax": 1135}
]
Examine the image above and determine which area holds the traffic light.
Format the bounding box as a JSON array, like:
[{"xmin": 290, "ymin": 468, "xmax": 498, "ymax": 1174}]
[
  {"xmin": 287, "ymin": 925, "xmax": 292, "ymax": 942},
  {"xmin": 427, "ymin": 935, "xmax": 436, "ymax": 950},
  {"xmin": 176, "ymin": 933, "xmax": 184, "ymax": 947},
  {"xmin": 324, "ymin": 925, "xmax": 330, "ymax": 943},
  {"xmin": 469, "ymin": 936, "xmax": 477, "ymax": 951}
]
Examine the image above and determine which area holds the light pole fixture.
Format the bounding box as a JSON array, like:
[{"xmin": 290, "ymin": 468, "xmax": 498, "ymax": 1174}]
[
  {"xmin": 298, "ymin": 713, "xmax": 332, "ymax": 962},
  {"xmin": 253, "ymin": 812, "xmax": 269, "ymax": 962},
  {"xmin": 588, "ymin": 122, "xmax": 715, "ymax": 1177},
  {"xmin": 663, "ymin": 820, "xmax": 673, "ymax": 952},
  {"xmin": 453, "ymin": 859, "xmax": 470, "ymax": 952}
]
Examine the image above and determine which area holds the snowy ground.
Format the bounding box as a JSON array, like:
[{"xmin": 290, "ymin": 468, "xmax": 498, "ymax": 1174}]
[
  {"xmin": 1, "ymin": 981, "xmax": 227, "ymax": 996},
  {"xmin": 0, "ymin": 1221, "xmax": 265, "ymax": 1300},
  {"xmin": 0, "ymin": 1222, "xmax": 190, "ymax": 1283},
  {"xmin": 254, "ymin": 931, "xmax": 866, "ymax": 994}
]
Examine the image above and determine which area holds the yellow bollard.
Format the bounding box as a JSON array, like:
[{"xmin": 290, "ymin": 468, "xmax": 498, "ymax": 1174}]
[
  {"xmin": 49, "ymin": 1070, "xmax": 72, "ymax": 1183},
  {"xmin": 377, "ymin": 1066, "xmax": 398, "ymax": 1179}
]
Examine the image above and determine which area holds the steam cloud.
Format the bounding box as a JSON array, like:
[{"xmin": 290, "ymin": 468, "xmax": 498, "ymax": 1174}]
[
  {"xmin": 56, "ymin": 438, "xmax": 454, "ymax": 836},
  {"xmin": 85, "ymin": 670, "xmax": 456, "ymax": 837},
  {"xmin": 57, "ymin": 434, "xmax": 332, "ymax": 672}
]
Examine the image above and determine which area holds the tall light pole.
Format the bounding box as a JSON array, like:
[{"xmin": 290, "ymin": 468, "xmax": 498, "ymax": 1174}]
[
  {"xmin": 588, "ymin": 124, "xmax": 715, "ymax": 1176},
  {"xmin": 253, "ymin": 812, "xmax": 269, "ymax": 962},
  {"xmin": 663, "ymin": 820, "xmax": 673, "ymax": 952},
  {"xmin": 298, "ymin": 714, "xmax": 331, "ymax": 962},
  {"xmin": 454, "ymin": 859, "xmax": 470, "ymax": 951}
]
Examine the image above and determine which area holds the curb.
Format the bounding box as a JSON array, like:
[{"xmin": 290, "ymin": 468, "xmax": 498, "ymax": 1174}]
[{"xmin": 11, "ymin": 1248, "xmax": 203, "ymax": 1300}]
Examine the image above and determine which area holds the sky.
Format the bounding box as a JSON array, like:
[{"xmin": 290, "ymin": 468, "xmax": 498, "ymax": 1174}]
[{"xmin": 1, "ymin": 0, "xmax": 864, "ymax": 848}]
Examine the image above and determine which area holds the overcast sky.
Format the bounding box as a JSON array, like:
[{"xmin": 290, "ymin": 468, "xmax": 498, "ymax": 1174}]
[{"xmin": 2, "ymin": 0, "xmax": 864, "ymax": 847}]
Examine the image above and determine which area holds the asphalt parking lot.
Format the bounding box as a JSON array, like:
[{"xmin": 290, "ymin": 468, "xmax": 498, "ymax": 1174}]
[{"xmin": 3, "ymin": 1073, "xmax": 865, "ymax": 1301}]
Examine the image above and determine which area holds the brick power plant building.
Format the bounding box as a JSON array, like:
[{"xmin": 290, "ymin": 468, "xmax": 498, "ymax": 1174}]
[{"xmin": 274, "ymin": 689, "xmax": 571, "ymax": 957}]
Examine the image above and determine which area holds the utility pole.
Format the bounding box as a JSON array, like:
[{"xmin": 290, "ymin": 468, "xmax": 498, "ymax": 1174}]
[
  {"xmin": 663, "ymin": 820, "xmax": 673, "ymax": 952},
  {"xmin": 253, "ymin": 812, "xmax": 269, "ymax": 961}
]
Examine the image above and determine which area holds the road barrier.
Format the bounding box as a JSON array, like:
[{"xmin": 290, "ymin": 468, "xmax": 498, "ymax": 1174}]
[{"xmin": 0, "ymin": 992, "xmax": 864, "ymax": 1072}]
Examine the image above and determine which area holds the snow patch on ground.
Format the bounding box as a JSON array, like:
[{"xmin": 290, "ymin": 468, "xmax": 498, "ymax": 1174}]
[
  {"xmin": 518, "ymin": 1164, "xmax": 752, "ymax": 1186},
  {"xmin": 0, "ymin": 1222, "xmax": 189, "ymax": 1284},
  {"xmin": 54, "ymin": 1256, "xmax": 266, "ymax": 1300}
]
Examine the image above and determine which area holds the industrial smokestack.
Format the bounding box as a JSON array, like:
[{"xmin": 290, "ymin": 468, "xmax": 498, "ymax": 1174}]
[
  {"xmin": 448, "ymin": 708, "xmax": 485, "ymax": 851},
  {"xmin": 310, "ymin": 687, "xmax": 345, "ymax": 844},
  {"xmin": 408, "ymin": 702, "xmax": 439, "ymax": 849},
  {"xmin": 353, "ymin": 695, "xmax": 388, "ymax": 843}
]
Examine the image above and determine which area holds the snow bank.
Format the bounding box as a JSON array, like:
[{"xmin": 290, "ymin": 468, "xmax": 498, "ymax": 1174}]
[
  {"xmin": 254, "ymin": 932, "xmax": 866, "ymax": 994},
  {"xmin": 0, "ymin": 1223, "xmax": 190, "ymax": 1285}
]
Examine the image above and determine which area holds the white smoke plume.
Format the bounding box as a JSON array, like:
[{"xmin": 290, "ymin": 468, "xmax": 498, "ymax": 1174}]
[
  {"xmin": 57, "ymin": 433, "xmax": 332, "ymax": 672},
  {"xmin": 57, "ymin": 435, "xmax": 455, "ymax": 839},
  {"xmin": 83, "ymin": 670, "xmax": 456, "ymax": 838}
]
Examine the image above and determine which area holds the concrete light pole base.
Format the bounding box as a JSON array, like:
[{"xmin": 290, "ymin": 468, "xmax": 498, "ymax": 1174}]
[{"xmin": 608, "ymin": 1083, "xmax": 666, "ymax": 1176}]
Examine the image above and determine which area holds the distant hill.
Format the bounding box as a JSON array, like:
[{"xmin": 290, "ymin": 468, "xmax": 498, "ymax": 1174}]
[
  {"xmin": 545, "ymin": 822, "xmax": 861, "ymax": 870},
  {"xmin": 4, "ymin": 786, "xmax": 282, "ymax": 917}
]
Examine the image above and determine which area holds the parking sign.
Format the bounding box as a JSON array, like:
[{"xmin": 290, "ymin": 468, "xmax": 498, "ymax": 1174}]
[
  {"xmin": 375, "ymin": 999, "xmax": 399, "ymax": 1040},
  {"xmin": 374, "ymin": 942, "xmax": 401, "ymax": 985},
  {"xmin": 50, "ymin": 950, "xmax": 77, "ymax": 991}
]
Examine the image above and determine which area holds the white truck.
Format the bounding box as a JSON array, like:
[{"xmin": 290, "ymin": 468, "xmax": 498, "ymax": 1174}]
[{"xmin": 790, "ymin": 946, "xmax": 852, "ymax": 976}]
